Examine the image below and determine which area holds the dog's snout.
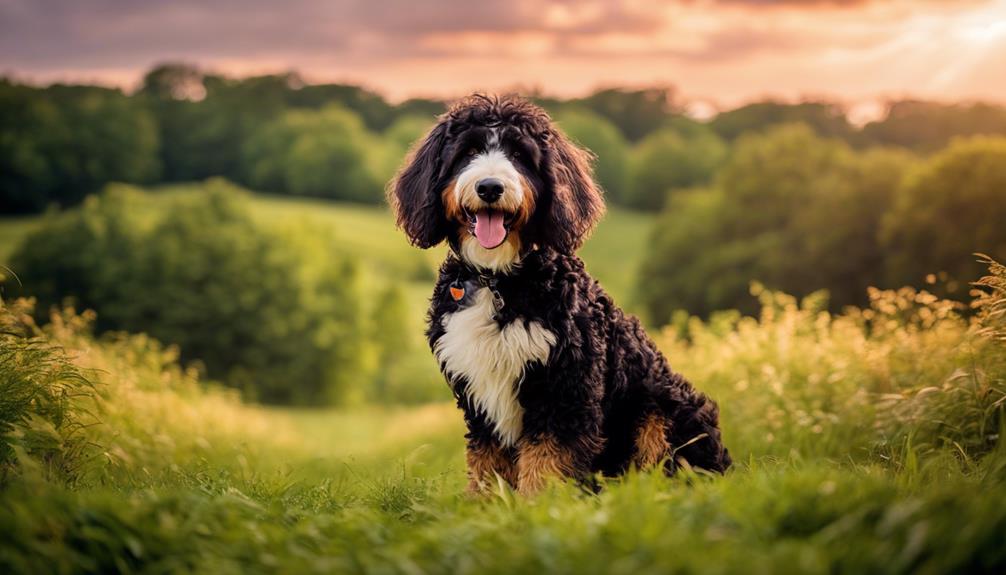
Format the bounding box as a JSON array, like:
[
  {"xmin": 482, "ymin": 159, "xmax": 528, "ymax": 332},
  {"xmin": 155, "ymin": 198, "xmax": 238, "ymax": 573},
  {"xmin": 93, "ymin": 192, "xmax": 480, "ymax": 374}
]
[{"xmin": 476, "ymin": 178, "xmax": 504, "ymax": 203}]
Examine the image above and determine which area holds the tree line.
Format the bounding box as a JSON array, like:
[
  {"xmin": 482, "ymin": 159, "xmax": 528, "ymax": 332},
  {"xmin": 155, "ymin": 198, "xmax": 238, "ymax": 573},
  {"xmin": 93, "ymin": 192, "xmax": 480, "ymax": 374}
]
[
  {"xmin": 5, "ymin": 64, "xmax": 1006, "ymax": 214},
  {"xmin": 637, "ymin": 127, "xmax": 1006, "ymax": 323}
]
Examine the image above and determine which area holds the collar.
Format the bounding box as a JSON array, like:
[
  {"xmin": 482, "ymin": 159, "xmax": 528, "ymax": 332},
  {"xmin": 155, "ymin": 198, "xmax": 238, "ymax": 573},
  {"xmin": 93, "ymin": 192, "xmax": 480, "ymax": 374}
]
[
  {"xmin": 447, "ymin": 251, "xmax": 513, "ymax": 316},
  {"xmin": 446, "ymin": 245, "xmax": 543, "ymax": 317}
]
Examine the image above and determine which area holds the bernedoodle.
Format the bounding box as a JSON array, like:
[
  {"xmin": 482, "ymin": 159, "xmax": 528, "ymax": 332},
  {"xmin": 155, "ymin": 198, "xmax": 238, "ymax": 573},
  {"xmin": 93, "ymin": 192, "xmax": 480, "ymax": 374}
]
[{"xmin": 389, "ymin": 94, "xmax": 730, "ymax": 494}]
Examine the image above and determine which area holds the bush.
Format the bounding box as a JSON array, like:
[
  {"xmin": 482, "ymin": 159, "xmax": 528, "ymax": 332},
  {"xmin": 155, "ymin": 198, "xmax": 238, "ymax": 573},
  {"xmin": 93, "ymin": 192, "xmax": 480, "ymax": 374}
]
[
  {"xmin": 882, "ymin": 136, "xmax": 1006, "ymax": 296},
  {"xmin": 625, "ymin": 126, "xmax": 727, "ymax": 210},
  {"xmin": 242, "ymin": 104, "xmax": 384, "ymax": 203},
  {"xmin": 9, "ymin": 181, "xmax": 365, "ymax": 404}
]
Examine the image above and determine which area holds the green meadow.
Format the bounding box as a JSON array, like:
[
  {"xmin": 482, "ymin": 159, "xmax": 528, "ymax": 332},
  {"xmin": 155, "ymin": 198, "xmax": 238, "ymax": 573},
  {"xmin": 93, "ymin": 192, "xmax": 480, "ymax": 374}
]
[{"xmin": 2, "ymin": 188, "xmax": 1005, "ymax": 574}]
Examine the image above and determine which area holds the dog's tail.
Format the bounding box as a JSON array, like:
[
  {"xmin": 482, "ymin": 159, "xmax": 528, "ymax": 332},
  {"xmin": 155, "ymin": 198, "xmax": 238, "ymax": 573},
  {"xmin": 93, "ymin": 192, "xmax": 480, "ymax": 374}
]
[{"xmin": 666, "ymin": 390, "xmax": 732, "ymax": 474}]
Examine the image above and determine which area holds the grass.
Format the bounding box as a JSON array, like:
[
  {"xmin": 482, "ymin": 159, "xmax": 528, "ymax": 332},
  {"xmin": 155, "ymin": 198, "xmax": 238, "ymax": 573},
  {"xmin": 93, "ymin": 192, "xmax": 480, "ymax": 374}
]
[{"xmin": 1, "ymin": 258, "xmax": 1005, "ymax": 573}]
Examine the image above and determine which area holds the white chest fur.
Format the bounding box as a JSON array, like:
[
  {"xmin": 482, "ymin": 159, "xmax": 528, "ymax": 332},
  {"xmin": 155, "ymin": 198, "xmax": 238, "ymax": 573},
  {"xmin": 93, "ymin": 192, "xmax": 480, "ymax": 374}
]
[{"xmin": 434, "ymin": 288, "xmax": 556, "ymax": 447}]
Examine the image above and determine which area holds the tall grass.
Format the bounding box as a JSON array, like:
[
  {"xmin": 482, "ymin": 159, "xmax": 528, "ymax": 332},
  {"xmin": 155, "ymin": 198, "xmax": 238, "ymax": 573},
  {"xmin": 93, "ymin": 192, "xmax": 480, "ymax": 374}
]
[
  {"xmin": 0, "ymin": 258, "xmax": 1004, "ymax": 573},
  {"xmin": 0, "ymin": 299, "xmax": 94, "ymax": 484},
  {"xmin": 662, "ymin": 276, "xmax": 1005, "ymax": 470}
]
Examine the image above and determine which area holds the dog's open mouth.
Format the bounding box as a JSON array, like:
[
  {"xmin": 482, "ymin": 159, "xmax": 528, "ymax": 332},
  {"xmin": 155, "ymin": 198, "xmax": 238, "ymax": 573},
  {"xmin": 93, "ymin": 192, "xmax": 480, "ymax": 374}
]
[{"xmin": 465, "ymin": 207, "xmax": 515, "ymax": 250}]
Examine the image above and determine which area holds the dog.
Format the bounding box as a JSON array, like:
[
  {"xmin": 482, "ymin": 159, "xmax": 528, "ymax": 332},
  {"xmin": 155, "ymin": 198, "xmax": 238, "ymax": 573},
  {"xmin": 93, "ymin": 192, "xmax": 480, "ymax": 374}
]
[{"xmin": 389, "ymin": 94, "xmax": 730, "ymax": 494}]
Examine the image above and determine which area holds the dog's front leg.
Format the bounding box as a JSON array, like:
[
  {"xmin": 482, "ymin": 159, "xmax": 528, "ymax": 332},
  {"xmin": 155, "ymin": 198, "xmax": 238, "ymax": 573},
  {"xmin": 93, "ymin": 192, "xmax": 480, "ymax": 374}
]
[
  {"xmin": 460, "ymin": 405, "xmax": 517, "ymax": 493},
  {"xmin": 465, "ymin": 435, "xmax": 517, "ymax": 493},
  {"xmin": 515, "ymin": 364, "xmax": 606, "ymax": 495}
]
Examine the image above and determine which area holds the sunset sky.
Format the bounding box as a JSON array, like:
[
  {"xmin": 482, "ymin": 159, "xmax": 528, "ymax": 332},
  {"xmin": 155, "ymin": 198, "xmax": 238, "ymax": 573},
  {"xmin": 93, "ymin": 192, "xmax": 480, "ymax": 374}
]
[{"xmin": 2, "ymin": 0, "xmax": 1005, "ymax": 115}]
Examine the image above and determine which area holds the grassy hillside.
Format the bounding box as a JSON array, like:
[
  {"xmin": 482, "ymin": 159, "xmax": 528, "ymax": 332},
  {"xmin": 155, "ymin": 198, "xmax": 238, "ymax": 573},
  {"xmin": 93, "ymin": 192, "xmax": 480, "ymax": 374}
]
[{"xmin": 1, "ymin": 259, "xmax": 1005, "ymax": 573}]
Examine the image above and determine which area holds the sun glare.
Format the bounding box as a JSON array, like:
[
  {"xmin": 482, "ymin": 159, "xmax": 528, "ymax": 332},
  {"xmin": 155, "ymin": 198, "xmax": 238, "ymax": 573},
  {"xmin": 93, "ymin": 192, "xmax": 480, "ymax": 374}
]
[{"xmin": 954, "ymin": 0, "xmax": 1006, "ymax": 43}]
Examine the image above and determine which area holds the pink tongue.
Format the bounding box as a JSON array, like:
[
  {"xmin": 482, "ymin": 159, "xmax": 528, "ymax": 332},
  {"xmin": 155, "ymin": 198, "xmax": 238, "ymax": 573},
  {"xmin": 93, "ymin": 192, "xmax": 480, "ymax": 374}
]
[{"xmin": 474, "ymin": 209, "xmax": 507, "ymax": 249}]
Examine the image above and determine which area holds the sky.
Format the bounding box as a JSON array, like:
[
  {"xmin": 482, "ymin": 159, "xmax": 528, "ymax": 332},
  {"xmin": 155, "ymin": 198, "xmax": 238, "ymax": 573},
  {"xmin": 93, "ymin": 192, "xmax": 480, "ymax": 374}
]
[{"xmin": 2, "ymin": 0, "xmax": 1006, "ymax": 115}]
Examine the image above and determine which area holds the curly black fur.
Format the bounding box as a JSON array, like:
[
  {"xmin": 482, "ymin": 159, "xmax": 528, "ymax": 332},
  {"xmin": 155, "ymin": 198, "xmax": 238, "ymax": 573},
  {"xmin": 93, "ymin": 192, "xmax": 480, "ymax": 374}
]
[
  {"xmin": 428, "ymin": 251, "xmax": 731, "ymax": 481},
  {"xmin": 390, "ymin": 94, "xmax": 730, "ymax": 489}
]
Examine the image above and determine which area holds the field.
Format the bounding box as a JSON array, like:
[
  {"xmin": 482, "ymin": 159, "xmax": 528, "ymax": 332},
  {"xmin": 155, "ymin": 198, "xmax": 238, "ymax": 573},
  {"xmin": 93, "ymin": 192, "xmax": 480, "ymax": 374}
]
[{"xmin": 2, "ymin": 190, "xmax": 1006, "ymax": 573}]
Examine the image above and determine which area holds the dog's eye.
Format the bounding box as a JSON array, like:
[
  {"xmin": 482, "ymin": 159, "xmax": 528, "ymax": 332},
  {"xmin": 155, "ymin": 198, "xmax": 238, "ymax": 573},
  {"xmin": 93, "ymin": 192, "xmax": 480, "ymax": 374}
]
[
  {"xmin": 466, "ymin": 147, "xmax": 479, "ymax": 157},
  {"xmin": 509, "ymin": 150, "xmax": 521, "ymax": 160}
]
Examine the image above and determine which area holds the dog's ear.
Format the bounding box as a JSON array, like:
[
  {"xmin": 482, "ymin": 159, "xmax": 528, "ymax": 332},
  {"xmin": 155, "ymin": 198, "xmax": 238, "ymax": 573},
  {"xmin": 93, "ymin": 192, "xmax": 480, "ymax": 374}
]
[
  {"xmin": 388, "ymin": 120, "xmax": 450, "ymax": 248},
  {"xmin": 541, "ymin": 128, "xmax": 606, "ymax": 254}
]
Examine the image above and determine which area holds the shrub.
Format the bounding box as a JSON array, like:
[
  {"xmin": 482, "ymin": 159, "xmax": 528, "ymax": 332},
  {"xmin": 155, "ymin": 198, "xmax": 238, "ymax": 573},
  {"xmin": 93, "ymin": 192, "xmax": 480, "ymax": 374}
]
[{"xmin": 9, "ymin": 181, "xmax": 365, "ymax": 404}]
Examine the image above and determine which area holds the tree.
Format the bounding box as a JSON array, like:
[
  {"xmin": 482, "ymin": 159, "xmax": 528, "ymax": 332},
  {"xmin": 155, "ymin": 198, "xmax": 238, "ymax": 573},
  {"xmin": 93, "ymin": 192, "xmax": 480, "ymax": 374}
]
[
  {"xmin": 637, "ymin": 124, "xmax": 915, "ymax": 320},
  {"xmin": 710, "ymin": 101, "xmax": 855, "ymax": 143},
  {"xmin": 787, "ymin": 148, "xmax": 916, "ymax": 307},
  {"xmin": 862, "ymin": 101, "xmax": 1006, "ymax": 153},
  {"xmin": 625, "ymin": 126, "xmax": 727, "ymax": 211},
  {"xmin": 243, "ymin": 104, "xmax": 384, "ymax": 202},
  {"xmin": 708, "ymin": 124, "xmax": 909, "ymax": 309},
  {"xmin": 291, "ymin": 83, "xmax": 398, "ymax": 131},
  {"xmin": 637, "ymin": 188, "xmax": 763, "ymax": 321},
  {"xmin": 573, "ymin": 88, "xmax": 681, "ymax": 142},
  {"xmin": 716, "ymin": 124, "xmax": 853, "ymax": 236},
  {"xmin": 882, "ymin": 137, "xmax": 1006, "ymax": 295},
  {"xmin": 553, "ymin": 109, "xmax": 630, "ymax": 204},
  {"xmin": 1, "ymin": 81, "xmax": 160, "ymax": 213},
  {"xmin": 141, "ymin": 65, "xmax": 300, "ymax": 184}
]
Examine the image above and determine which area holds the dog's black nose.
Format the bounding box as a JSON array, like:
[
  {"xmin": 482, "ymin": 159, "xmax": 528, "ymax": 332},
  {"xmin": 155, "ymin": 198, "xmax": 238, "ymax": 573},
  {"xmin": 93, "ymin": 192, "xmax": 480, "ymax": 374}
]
[{"xmin": 476, "ymin": 178, "xmax": 504, "ymax": 203}]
